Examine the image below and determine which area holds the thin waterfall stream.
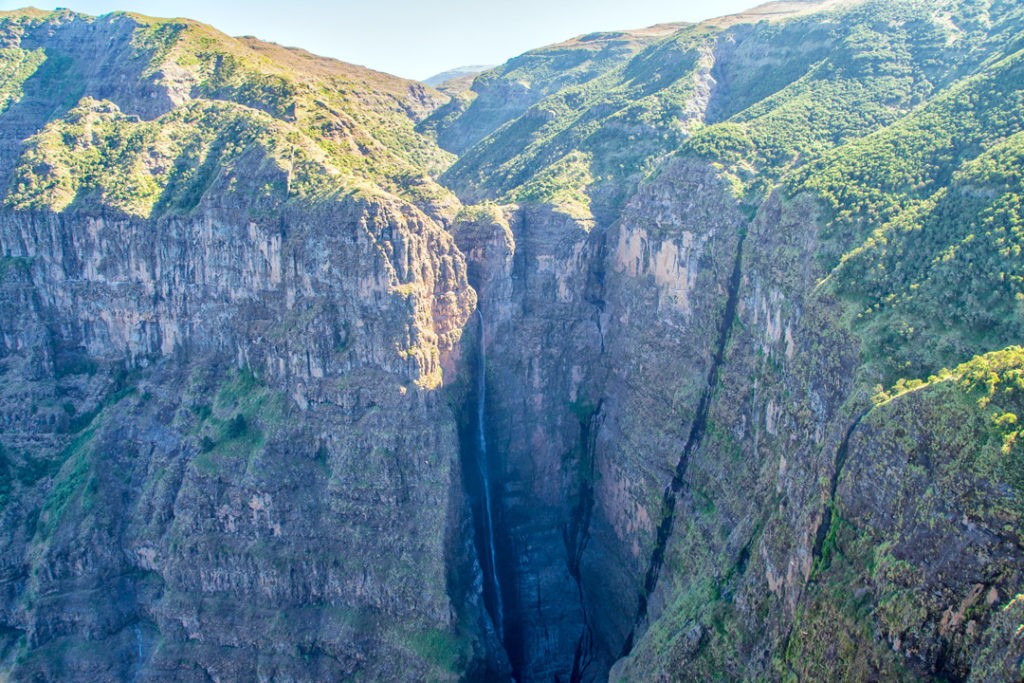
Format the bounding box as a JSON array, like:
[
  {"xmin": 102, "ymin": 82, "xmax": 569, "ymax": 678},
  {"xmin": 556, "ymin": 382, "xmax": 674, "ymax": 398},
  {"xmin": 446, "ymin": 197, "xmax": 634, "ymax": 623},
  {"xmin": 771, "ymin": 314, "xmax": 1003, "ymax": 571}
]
[
  {"xmin": 462, "ymin": 300, "xmax": 596, "ymax": 680},
  {"xmin": 475, "ymin": 308, "xmax": 506, "ymax": 644}
]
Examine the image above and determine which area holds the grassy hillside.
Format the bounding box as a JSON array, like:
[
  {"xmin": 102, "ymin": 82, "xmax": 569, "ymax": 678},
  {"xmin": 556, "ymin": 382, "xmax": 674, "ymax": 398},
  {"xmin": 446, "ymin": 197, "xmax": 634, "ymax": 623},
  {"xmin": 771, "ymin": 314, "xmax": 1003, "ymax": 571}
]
[
  {"xmin": 0, "ymin": 9, "xmax": 457, "ymax": 219},
  {"xmin": 436, "ymin": 0, "xmax": 1024, "ymax": 226}
]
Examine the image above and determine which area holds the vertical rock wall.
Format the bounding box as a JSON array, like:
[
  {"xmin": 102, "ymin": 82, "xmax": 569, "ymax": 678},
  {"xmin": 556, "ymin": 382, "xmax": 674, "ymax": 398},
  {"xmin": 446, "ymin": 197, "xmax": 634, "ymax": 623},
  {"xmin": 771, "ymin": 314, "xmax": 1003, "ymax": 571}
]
[
  {"xmin": 453, "ymin": 204, "xmax": 606, "ymax": 681},
  {"xmin": 0, "ymin": 189, "xmax": 483, "ymax": 680}
]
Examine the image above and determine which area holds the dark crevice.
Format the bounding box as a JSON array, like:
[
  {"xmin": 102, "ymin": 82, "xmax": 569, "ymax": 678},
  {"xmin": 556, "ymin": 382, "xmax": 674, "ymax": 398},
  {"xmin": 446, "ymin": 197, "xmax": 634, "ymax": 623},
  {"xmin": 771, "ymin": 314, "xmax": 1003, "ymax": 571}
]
[
  {"xmin": 721, "ymin": 531, "xmax": 755, "ymax": 600},
  {"xmin": 776, "ymin": 411, "xmax": 870, "ymax": 670},
  {"xmin": 565, "ymin": 400, "xmax": 603, "ymax": 683},
  {"xmin": 810, "ymin": 409, "xmax": 868, "ymax": 565},
  {"xmin": 621, "ymin": 226, "xmax": 747, "ymax": 657}
]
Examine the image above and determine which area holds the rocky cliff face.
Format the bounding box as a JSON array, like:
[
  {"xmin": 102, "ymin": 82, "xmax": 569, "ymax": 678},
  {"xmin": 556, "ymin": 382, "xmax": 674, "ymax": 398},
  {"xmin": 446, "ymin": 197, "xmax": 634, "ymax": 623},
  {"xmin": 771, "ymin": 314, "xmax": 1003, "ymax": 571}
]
[
  {"xmin": 453, "ymin": 202, "xmax": 606, "ymax": 681},
  {"xmin": 0, "ymin": 9, "xmax": 486, "ymax": 681},
  {"xmin": 3, "ymin": 1, "xmax": 1024, "ymax": 681}
]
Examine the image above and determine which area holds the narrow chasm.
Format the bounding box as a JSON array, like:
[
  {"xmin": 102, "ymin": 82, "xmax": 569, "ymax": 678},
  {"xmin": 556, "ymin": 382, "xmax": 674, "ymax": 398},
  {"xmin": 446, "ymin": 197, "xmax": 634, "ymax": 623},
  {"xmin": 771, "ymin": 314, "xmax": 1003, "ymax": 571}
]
[
  {"xmin": 811, "ymin": 409, "xmax": 869, "ymax": 565},
  {"xmin": 459, "ymin": 309, "xmax": 518, "ymax": 676},
  {"xmin": 565, "ymin": 400, "xmax": 604, "ymax": 682}
]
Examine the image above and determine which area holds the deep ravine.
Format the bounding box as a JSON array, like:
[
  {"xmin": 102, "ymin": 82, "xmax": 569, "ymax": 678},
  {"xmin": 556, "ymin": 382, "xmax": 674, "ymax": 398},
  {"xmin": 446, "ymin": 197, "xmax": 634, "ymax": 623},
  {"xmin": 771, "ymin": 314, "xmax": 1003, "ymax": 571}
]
[
  {"xmin": 452, "ymin": 206, "xmax": 609, "ymax": 681},
  {"xmin": 462, "ymin": 308, "xmax": 514, "ymax": 663},
  {"xmin": 567, "ymin": 401, "xmax": 603, "ymax": 683},
  {"xmin": 4, "ymin": 5, "xmax": 1024, "ymax": 682}
]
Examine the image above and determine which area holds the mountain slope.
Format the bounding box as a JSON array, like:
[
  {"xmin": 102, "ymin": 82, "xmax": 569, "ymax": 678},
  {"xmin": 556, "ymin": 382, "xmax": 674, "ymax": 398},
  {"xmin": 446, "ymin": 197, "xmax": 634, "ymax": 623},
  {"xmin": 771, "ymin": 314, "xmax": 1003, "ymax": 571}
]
[{"xmin": 0, "ymin": 9, "xmax": 456, "ymax": 218}]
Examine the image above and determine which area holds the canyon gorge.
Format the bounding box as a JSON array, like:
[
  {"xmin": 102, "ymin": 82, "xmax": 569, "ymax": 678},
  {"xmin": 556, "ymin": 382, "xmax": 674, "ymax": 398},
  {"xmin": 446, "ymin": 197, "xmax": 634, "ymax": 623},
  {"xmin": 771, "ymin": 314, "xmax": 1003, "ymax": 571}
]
[{"xmin": 1, "ymin": 0, "xmax": 1024, "ymax": 680}]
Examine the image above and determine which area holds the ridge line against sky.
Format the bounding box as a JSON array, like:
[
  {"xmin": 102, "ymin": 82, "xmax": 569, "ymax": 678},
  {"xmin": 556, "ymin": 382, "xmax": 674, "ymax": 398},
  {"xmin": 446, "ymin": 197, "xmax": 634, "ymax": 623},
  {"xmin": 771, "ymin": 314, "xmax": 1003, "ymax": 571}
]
[{"xmin": 0, "ymin": 0, "xmax": 761, "ymax": 80}]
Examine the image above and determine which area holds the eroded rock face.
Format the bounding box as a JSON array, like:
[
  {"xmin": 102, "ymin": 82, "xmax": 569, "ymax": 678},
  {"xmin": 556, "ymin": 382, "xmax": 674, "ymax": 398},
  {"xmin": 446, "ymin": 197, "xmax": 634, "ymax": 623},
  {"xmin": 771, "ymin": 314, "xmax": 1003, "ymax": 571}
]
[
  {"xmin": 453, "ymin": 203, "xmax": 607, "ymax": 681},
  {"xmin": 0, "ymin": 10, "xmax": 486, "ymax": 681},
  {"xmin": 0, "ymin": 199, "xmax": 469, "ymax": 382},
  {"xmin": 0, "ymin": 187, "xmax": 481, "ymax": 679},
  {"xmin": 3, "ymin": 369, "xmax": 465, "ymax": 681}
]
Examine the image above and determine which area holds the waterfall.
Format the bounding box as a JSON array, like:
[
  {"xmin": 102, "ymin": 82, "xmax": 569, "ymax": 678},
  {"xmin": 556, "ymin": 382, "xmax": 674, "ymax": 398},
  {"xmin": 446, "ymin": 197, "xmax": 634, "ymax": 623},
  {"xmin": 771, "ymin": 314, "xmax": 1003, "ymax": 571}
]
[
  {"xmin": 476, "ymin": 309, "xmax": 506, "ymax": 643},
  {"xmin": 132, "ymin": 624, "xmax": 144, "ymax": 682}
]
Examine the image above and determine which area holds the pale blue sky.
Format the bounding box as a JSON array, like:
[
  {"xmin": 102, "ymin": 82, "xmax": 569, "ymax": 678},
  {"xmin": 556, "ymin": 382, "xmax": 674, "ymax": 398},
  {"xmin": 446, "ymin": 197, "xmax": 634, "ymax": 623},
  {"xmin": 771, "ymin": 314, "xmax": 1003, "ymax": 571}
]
[{"xmin": 0, "ymin": 1, "xmax": 760, "ymax": 80}]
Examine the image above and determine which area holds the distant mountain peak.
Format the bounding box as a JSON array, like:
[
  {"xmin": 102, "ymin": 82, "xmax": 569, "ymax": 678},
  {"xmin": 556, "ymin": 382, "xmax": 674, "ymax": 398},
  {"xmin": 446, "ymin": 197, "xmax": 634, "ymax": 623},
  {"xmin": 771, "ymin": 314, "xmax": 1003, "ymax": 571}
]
[{"xmin": 423, "ymin": 65, "xmax": 494, "ymax": 90}]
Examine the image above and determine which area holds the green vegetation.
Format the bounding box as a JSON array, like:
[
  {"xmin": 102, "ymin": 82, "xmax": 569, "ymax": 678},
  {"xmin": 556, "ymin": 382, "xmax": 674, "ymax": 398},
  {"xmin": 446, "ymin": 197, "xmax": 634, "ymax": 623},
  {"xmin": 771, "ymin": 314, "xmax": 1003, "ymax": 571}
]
[
  {"xmin": 0, "ymin": 8, "xmax": 458, "ymax": 218},
  {"xmin": 872, "ymin": 346, "xmax": 1024, "ymax": 511},
  {"xmin": 9, "ymin": 98, "xmax": 166, "ymax": 215},
  {"xmin": 438, "ymin": 0, "xmax": 1020, "ymax": 218},
  {"xmin": 444, "ymin": 0, "xmax": 1024, "ymax": 314},
  {"xmin": 6, "ymin": 95, "xmax": 385, "ymax": 218},
  {"xmin": 441, "ymin": 28, "xmax": 709, "ymax": 214},
  {"xmin": 428, "ymin": 27, "xmax": 671, "ymax": 154},
  {"xmin": 827, "ymin": 130, "xmax": 1024, "ymax": 382},
  {"xmin": 684, "ymin": 0, "xmax": 964, "ymax": 185},
  {"xmin": 189, "ymin": 368, "xmax": 285, "ymax": 475},
  {"xmin": 510, "ymin": 150, "xmax": 594, "ymax": 217},
  {"xmin": 401, "ymin": 627, "xmax": 471, "ymax": 675},
  {"xmin": 783, "ymin": 575, "xmax": 907, "ymax": 682},
  {"xmin": 129, "ymin": 15, "xmax": 456, "ymax": 206},
  {"xmin": 36, "ymin": 428, "xmax": 96, "ymax": 537},
  {"xmin": 797, "ymin": 48, "xmax": 1024, "ymax": 250},
  {"xmin": 781, "ymin": 346, "xmax": 1024, "ymax": 679},
  {"xmin": 0, "ymin": 47, "xmax": 45, "ymax": 115}
]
